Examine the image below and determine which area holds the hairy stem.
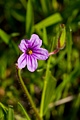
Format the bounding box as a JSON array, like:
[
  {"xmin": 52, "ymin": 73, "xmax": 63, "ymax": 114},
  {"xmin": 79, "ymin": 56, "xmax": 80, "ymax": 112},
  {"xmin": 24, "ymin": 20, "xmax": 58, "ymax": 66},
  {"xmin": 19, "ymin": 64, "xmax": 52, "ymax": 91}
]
[{"xmin": 18, "ymin": 69, "xmax": 42, "ymax": 120}]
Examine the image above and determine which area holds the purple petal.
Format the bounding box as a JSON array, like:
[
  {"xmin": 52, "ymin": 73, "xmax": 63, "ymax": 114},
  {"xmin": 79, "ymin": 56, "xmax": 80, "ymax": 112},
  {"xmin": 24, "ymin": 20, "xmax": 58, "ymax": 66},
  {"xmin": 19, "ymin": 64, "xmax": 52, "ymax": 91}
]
[
  {"xmin": 27, "ymin": 55, "xmax": 38, "ymax": 72},
  {"xmin": 17, "ymin": 53, "xmax": 27, "ymax": 69},
  {"xmin": 19, "ymin": 39, "xmax": 28, "ymax": 52},
  {"xmin": 29, "ymin": 34, "xmax": 42, "ymax": 48},
  {"xmin": 33, "ymin": 48, "xmax": 49, "ymax": 60}
]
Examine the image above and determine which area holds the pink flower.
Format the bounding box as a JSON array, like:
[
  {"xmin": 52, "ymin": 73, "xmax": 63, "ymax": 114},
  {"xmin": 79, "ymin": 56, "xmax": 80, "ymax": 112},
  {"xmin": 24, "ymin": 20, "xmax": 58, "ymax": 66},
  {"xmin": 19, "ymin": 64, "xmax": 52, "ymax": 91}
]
[{"xmin": 17, "ymin": 34, "xmax": 49, "ymax": 72}]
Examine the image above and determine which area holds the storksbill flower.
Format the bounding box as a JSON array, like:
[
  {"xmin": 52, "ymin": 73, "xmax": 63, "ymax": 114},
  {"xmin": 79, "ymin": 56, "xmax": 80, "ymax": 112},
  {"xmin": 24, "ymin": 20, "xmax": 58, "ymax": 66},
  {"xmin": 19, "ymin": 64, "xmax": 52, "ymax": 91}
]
[{"xmin": 17, "ymin": 34, "xmax": 49, "ymax": 72}]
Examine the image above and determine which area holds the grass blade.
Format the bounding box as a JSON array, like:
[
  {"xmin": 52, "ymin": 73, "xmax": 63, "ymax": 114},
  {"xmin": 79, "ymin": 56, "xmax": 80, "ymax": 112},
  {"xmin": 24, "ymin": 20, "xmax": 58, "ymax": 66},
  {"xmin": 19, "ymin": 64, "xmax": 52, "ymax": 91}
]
[
  {"xmin": 0, "ymin": 29, "xmax": 10, "ymax": 44},
  {"xmin": 18, "ymin": 102, "xmax": 31, "ymax": 120},
  {"xmin": 7, "ymin": 106, "xmax": 14, "ymax": 120},
  {"xmin": 26, "ymin": 0, "xmax": 34, "ymax": 38},
  {"xmin": 34, "ymin": 13, "xmax": 62, "ymax": 30}
]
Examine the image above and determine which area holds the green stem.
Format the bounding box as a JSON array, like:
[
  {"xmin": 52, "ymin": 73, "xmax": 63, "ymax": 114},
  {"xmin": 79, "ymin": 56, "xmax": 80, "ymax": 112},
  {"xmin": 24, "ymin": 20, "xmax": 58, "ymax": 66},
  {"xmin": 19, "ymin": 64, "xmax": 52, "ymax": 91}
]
[
  {"xmin": 40, "ymin": 39, "xmax": 55, "ymax": 118},
  {"xmin": 18, "ymin": 69, "xmax": 42, "ymax": 120},
  {"xmin": 40, "ymin": 57, "xmax": 51, "ymax": 117}
]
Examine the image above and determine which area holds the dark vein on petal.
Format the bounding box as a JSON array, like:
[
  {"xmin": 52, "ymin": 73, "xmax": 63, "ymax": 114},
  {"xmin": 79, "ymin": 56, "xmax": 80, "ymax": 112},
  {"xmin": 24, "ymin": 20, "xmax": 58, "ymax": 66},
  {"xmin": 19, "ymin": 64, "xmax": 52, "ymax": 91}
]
[{"xmin": 20, "ymin": 55, "xmax": 26, "ymax": 64}]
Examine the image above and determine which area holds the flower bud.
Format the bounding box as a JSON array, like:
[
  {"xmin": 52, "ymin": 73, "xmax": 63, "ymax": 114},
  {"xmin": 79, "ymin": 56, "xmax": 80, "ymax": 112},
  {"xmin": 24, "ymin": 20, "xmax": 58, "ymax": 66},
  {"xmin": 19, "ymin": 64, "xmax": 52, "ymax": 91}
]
[{"xmin": 57, "ymin": 24, "xmax": 66, "ymax": 50}]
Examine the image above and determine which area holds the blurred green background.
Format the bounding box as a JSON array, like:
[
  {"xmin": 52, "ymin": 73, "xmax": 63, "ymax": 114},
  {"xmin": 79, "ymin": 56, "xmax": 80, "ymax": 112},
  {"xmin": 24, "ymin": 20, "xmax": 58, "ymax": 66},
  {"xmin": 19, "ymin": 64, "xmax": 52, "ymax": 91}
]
[{"xmin": 0, "ymin": 0, "xmax": 80, "ymax": 120}]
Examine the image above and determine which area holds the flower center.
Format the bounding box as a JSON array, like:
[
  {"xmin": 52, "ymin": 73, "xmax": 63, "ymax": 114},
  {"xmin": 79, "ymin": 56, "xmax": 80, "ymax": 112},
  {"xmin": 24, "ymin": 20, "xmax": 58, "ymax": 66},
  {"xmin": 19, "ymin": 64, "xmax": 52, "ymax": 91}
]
[{"xmin": 27, "ymin": 49, "xmax": 33, "ymax": 55}]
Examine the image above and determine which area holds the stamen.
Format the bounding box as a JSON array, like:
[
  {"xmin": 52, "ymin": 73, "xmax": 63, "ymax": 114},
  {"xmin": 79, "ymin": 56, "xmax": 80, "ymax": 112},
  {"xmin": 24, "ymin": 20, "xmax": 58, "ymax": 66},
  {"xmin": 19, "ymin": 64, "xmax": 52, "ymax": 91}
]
[{"xmin": 27, "ymin": 49, "xmax": 33, "ymax": 55}]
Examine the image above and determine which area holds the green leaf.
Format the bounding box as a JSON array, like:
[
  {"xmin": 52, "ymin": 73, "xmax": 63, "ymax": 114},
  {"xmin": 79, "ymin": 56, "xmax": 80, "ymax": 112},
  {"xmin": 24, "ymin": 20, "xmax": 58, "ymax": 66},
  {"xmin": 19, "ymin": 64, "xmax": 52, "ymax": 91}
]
[
  {"xmin": 0, "ymin": 102, "xmax": 7, "ymax": 113},
  {"xmin": 26, "ymin": 0, "xmax": 34, "ymax": 37},
  {"xmin": 0, "ymin": 106, "xmax": 4, "ymax": 119},
  {"xmin": 7, "ymin": 106, "xmax": 14, "ymax": 120},
  {"xmin": 20, "ymin": 0, "xmax": 27, "ymax": 9},
  {"xmin": 0, "ymin": 103, "xmax": 8, "ymax": 120},
  {"xmin": 18, "ymin": 102, "xmax": 31, "ymax": 120},
  {"xmin": 40, "ymin": 38, "xmax": 56, "ymax": 117},
  {"xmin": 11, "ymin": 10, "xmax": 25, "ymax": 22},
  {"xmin": 43, "ymin": 71, "xmax": 56, "ymax": 115},
  {"xmin": 55, "ymin": 64, "xmax": 80, "ymax": 101},
  {"xmin": 10, "ymin": 32, "xmax": 20, "ymax": 37},
  {"xmin": 0, "ymin": 29, "xmax": 10, "ymax": 44},
  {"xmin": 0, "ymin": 57, "xmax": 7, "ymax": 79},
  {"xmin": 34, "ymin": 13, "xmax": 62, "ymax": 30},
  {"xmin": 43, "ymin": 27, "xmax": 48, "ymax": 45},
  {"xmin": 10, "ymin": 40, "xmax": 19, "ymax": 55},
  {"xmin": 66, "ymin": 28, "xmax": 73, "ymax": 72},
  {"xmin": 70, "ymin": 94, "xmax": 80, "ymax": 120},
  {"xmin": 40, "ymin": 0, "xmax": 50, "ymax": 15}
]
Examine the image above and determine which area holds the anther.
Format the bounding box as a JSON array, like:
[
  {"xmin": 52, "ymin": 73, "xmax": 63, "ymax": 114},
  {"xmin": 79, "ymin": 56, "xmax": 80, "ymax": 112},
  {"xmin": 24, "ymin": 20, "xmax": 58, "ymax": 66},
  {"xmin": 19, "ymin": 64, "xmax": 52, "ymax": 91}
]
[{"xmin": 27, "ymin": 49, "xmax": 33, "ymax": 55}]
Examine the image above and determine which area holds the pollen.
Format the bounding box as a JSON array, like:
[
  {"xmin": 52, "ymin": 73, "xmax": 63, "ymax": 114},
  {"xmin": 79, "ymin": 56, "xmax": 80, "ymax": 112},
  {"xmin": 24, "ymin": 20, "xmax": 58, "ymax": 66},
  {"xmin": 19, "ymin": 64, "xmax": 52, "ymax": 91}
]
[
  {"xmin": 29, "ymin": 50, "xmax": 33, "ymax": 55},
  {"xmin": 27, "ymin": 49, "xmax": 33, "ymax": 55}
]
